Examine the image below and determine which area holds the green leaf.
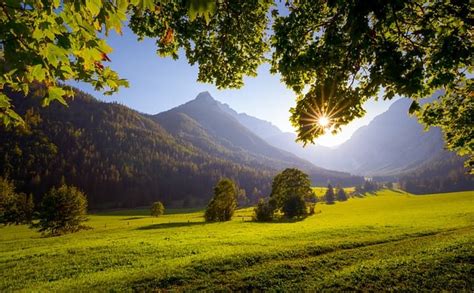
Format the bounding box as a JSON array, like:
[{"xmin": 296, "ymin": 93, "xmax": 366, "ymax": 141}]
[
  {"xmin": 86, "ymin": 0, "xmax": 102, "ymax": 17},
  {"xmin": 0, "ymin": 93, "xmax": 11, "ymax": 109},
  {"xmin": 44, "ymin": 86, "xmax": 67, "ymax": 107},
  {"xmin": 30, "ymin": 65, "xmax": 46, "ymax": 82}
]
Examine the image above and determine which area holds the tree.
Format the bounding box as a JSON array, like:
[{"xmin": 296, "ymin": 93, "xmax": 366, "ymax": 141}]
[
  {"xmin": 150, "ymin": 201, "xmax": 165, "ymax": 217},
  {"xmin": 2, "ymin": 1, "xmax": 472, "ymax": 169},
  {"xmin": 0, "ymin": 0, "xmax": 216, "ymax": 126},
  {"xmin": 336, "ymin": 187, "xmax": 348, "ymax": 202},
  {"xmin": 0, "ymin": 177, "xmax": 34, "ymax": 225},
  {"xmin": 253, "ymin": 198, "xmax": 276, "ymax": 222},
  {"xmin": 281, "ymin": 195, "xmax": 307, "ymax": 219},
  {"xmin": 324, "ymin": 184, "xmax": 335, "ymax": 204},
  {"xmin": 273, "ymin": 1, "xmax": 473, "ymax": 170},
  {"xmin": 204, "ymin": 178, "xmax": 238, "ymax": 222},
  {"xmin": 270, "ymin": 168, "xmax": 312, "ymax": 218},
  {"xmin": 34, "ymin": 184, "xmax": 88, "ymax": 235}
]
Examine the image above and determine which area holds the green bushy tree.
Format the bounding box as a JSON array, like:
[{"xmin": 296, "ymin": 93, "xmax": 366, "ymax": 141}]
[
  {"xmin": 34, "ymin": 184, "xmax": 88, "ymax": 235},
  {"xmin": 205, "ymin": 178, "xmax": 238, "ymax": 222},
  {"xmin": 254, "ymin": 198, "xmax": 276, "ymax": 222},
  {"xmin": 150, "ymin": 201, "xmax": 165, "ymax": 217},
  {"xmin": 269, "ymin": 168, "xmax": 312, "ymax": 219}
]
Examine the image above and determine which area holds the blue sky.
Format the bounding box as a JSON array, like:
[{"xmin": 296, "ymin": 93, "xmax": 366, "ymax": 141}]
[{"xmin": 73, "ymin": 26, "xmax": 397, "ymax": 147}]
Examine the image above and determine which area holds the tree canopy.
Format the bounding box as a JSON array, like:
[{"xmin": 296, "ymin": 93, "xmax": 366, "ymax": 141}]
[
  {"xmin": 1, "ymin": 0, "xmax": 472, "ymax": 169},
  {"xmin": 204, "ymin": 178, "xmax": 238, "ymax": 222},
  {"xmin": 34, "ymin": 184, "xmax": 88, "ymax": 235},
  {"xmin": 270, "ymin": 168, "xmax": 312, "ymax": 218}
]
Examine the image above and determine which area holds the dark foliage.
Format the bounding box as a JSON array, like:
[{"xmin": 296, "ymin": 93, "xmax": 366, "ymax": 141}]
[
  {"xmin": 324, "ymin": 184, "xmax": 335, "ymax": 204},
  {"xmin": 0, "ymin": 89, "xmax": 274, "ymax": 209},
  {"xmin": 0, "ymin": 177, "xmax": 34, "ymax": 225},
  {"xmin": 336, "ymin": 187, "xmax": 348, "ymax": 202},
  {"xmin": 253, "ymin": 198, "xmax": 276, "ymax": 222},
  {"xmin": 399, "ymin": 152, "xmax": 474, "ymax": 194},
  {"xmin": 353, "ymin": 180, "xmax": 381, "ymax": 196},
  {"xmin": 281, "ymin": 195, "xmax": 307, "ymax": 219},
  {"xmin": 204, "ymin": 178, "xmax": 238, "ymax": 222},
  {"xmin": 34, "ymin": 184, "xmax": 88, "ymax": 235}
]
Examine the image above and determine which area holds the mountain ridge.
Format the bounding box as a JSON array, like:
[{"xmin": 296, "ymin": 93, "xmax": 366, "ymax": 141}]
[{"xmin": 0, "ymin": 88, "xmax": 362, "ymax": 209}]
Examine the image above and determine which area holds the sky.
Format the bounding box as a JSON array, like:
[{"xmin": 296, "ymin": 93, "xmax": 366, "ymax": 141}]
[{"xmin": 73, "ymin": 26, "xmax": 397, "ymax": 147}]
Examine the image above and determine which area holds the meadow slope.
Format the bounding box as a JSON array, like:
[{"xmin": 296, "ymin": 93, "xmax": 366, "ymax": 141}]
[{"xmin": 1, "ymin": 190, "xmax": 473, "ymax": 291}]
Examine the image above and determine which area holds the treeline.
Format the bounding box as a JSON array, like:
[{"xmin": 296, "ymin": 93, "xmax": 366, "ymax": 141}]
[
  {"xmin": 0, "ymin": 89, "xmax": 273, "ymax": 209},
  {"xmin": 398, "ymin": 152, "xmax": 473, "ymax": 194}
]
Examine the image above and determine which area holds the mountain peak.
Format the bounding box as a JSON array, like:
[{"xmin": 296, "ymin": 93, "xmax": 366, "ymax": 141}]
[{"xmin": 195, "ymin": 91, "xmax": 214, "ymax": 102}]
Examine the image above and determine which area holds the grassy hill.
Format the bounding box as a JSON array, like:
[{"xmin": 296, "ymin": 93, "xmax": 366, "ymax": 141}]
[{"xmin": 1, "ymin": 190, "xmax": 473, "ymax": 291}]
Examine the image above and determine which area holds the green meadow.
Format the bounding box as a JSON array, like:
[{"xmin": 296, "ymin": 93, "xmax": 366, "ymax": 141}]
[{"xmin": 1, "ymin": 190, "xmax": 473, "ymax": 291}]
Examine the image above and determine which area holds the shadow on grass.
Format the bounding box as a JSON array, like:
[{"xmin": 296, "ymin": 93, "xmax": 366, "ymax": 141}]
[
  {"xmin": 253, "ymin": 216, "xmax": 308, "ymax": 224},
  {"xmin": 93, "ymin": 207, "xmax": 204, "ymax": 217},
  {"xmin": 122, "ymin": 217, "xmax": 146, "ymax": 221},
  {"xmin": 136, "ymin": 221, "xmax": 206, "ymax": 230}
]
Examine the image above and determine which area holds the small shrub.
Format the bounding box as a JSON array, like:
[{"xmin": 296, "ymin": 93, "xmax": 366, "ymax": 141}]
[
  {"xmin": 150, "ymin": 201, "xmax": 165, "ymax": 217},
  {"xmin": 34, "ymin": 184, "xmax": 88, "ymax": 236}
]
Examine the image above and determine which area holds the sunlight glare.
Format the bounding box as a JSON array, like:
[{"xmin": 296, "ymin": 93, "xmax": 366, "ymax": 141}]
[{"xmin": 318, "ymin": 116, "xmax": 330, "ymax": 128}]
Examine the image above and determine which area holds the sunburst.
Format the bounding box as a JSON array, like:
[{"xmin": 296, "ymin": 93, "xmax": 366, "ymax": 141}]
[
  {"xmin": 297, "ymin": 80, "xmax": 348, "ymax": 139},
  {"xmin": 318, "ymin": 116, "xmax": 330, "ymax": 128}
]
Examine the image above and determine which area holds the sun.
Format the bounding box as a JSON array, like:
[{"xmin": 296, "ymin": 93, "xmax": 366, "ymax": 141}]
[{"xmin": 318, "ymin": 116, "xmax": 330, "ymax": 128}]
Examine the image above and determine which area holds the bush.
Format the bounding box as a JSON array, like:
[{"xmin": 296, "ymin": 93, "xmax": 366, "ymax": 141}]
[
  {"xmin": 34, "ymin": 184, "xmax": 88, "ymax": 235},
  {"xmin": 324, "ymin": 184, "xmax": 335, "ymax": 204},
  {"xmin": 336, "ymin": 186, "xmax": 348, "ymax": 201},
  {"xmin": 150, "ymin": 201, "xmax": 165, "ymax": 217},
  {"xmin": 205, "ymin": 178, "xmax": 238, "ymax": 222},
  {"xmin": 254, "ymin": 198, "xmax": 276, "ymax": 222},
  {"xmin": 0, "ymin": 177, "xmax": 34, "ymax": 225}
]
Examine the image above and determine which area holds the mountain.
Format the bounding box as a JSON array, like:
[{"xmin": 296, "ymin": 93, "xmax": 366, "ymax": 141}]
[
  {"xmin": 213, "ymin": 94, "xmax": 472, "ymax": 193},
  {"xmin": 227, "ymin": 97, "xmax": 452, "ymax": 177},
  {"xmin": 309, "ymin": 99, "xmax": 446, "ymax": 176},
  {"xmin": 0, "ymin": 89, "xmax": 361, "ymax": 209},
  {"xmin": 153, "ymin": 92, "xmax": 361, "ymax": 185}
]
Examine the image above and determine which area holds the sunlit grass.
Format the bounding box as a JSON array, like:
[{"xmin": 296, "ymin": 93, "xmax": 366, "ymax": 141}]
[{"xmin": 0, "ymin": 190, "xmax": 472, "ymax": 291}]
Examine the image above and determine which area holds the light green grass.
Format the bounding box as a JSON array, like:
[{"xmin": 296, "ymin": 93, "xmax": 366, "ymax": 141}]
[
  {"xmin": 312, "ymin": 186, "xmax": 355, "ymax": 199},
  {"xmin": 1, "ymin": 190, "xmax": 473, "ymax": 291}
]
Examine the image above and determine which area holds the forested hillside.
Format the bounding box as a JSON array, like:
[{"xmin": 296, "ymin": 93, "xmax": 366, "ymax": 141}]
[
  {"xmin": 398, "ymin": 152, "xmax": 473, "ymax": 194},
  {"xmin": 0, "ymin": 89, "xmax": 361, "ymax": 209}
]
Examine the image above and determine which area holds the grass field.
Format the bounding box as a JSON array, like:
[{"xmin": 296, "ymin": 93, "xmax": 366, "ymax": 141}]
[
  {"xmin": 312, "ymin": 186, "xmax": 355, "ymax": 199},
  {"xmin": 1, "ymin": 190, "xmax": 473, "ymax": 291}
]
